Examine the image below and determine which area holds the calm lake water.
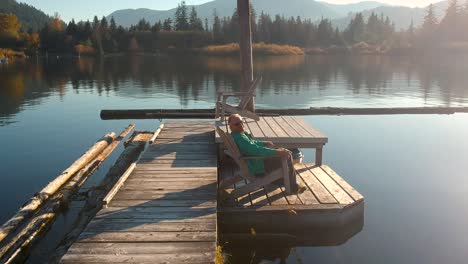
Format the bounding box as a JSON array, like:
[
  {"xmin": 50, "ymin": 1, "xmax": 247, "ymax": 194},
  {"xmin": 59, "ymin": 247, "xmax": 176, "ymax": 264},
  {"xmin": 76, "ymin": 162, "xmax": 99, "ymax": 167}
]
[{"xmin": 0, "ymin": 54, "xmax": 467, "ymax": 263}]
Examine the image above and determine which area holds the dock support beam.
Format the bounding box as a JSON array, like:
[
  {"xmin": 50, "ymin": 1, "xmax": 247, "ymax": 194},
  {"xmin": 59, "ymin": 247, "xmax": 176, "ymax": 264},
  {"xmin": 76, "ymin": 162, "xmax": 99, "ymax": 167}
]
[{"xmin": 238, "ymin": 0, "xmax": 254, "ymax": 112}]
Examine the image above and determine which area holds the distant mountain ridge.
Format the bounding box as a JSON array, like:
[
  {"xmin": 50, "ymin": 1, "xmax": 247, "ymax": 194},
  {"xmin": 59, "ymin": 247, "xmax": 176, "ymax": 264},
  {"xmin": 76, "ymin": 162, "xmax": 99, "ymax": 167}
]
[
  {"xmin": 108, "ymin": 0, "xmax": 387, "ymax": 27},
  {"xmin": 320, "ymin": 1, "xmax": 388, "ymax": 15},
  {"xmin": 332, "ymin": 1, "xmax": 449, "ymax": 30},
  {"xmin": 108, "ymin": 0, "xmax": 449, "ymax": 30}
]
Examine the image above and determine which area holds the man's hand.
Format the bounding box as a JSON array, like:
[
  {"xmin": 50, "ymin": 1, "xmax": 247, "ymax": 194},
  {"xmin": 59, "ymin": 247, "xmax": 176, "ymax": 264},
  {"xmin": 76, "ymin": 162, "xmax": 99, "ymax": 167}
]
[
  {"xmin": 276, "ymin": 148, "xmax": 292, "ymax": 157},
  {"xmin": 264, "ymin": 141, "xmax": 275, "ymax": 148}
]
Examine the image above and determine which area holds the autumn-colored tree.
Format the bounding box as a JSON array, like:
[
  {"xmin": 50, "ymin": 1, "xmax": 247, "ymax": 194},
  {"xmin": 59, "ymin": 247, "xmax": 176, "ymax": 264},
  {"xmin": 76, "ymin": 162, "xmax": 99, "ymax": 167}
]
[
  {"xmin": 23, "ymin": 32, "xmax": 40, "ymax": 51},
  {"xmin": 0, "ymin": 14, "xmax": 21, "ymax": 41},
  {"xmin": 50, "ymin": 13, "xmax": 64, "ymax": 32}
]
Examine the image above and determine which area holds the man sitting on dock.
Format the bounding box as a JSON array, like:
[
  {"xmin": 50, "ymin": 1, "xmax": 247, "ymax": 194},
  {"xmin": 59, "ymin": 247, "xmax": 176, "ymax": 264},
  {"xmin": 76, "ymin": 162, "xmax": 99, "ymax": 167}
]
[{"xmin": 228, "ymin": 114, "xmax": 297, "ymax": 188}]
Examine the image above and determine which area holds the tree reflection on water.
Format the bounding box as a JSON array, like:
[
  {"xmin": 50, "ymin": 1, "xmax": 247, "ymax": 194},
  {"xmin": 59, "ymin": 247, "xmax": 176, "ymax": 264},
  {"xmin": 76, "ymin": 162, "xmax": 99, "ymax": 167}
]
[{"xmin": 1, "ymin": 53, "xmax": 468, "ymax": 125}]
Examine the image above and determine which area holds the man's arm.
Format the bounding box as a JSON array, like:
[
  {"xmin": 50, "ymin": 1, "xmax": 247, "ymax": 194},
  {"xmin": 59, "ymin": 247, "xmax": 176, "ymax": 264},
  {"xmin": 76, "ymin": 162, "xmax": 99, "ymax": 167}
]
[{"xmin": 236, "ymin": 134, "xmax": 277, "ymax": 157}]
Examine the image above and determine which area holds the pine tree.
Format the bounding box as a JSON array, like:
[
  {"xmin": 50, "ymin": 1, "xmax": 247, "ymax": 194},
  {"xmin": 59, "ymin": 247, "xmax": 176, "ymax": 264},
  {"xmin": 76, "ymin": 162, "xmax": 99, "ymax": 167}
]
[
  {"xmin": 212, "ymin": 9, "xmax": 222, "ymax": 43},
  {"xmin": 344, "ymin": 13, "xmax": 365, "ymax": 43},
  {"xmin": 110, "ymin": 17, "xmax": 117, "ymax": 33},
  {"xmin": 221, "ymin": 17, "xmax": 230, "ymax": 42},
  {"xmin": 228, "ymin": 8, "xmax": 240, "ymax": 43},
  {"xmin": 317, "ymin": 18, "xmax": 334, "ymax": 46},
  {"xmin": 151, "ymin": 21, "xmax": 162, "ymax": 32},
  {"xmin": 101, "ymin": 16, "xmax": 108, "ymax": 30},
  {"xmin": 271, "ymin": 14, "xmax": 286, "ymax": 44},
  {"xmin": 366, "ymin": 12, "xmax": 380, "ymax": 43},
  {"xmin": 334, "ymin": 27, "xmax": 341, "ymax": 45},
  {"xmin": 92, "ymin": 16, "xmax": 100, "ymax": 30},
  {"xmin": 163, "ymin": 18, "xmax": 172, "ymax": 31},
  {"xmin": 84, "ymin": 20, "xmax": 92, "ymax": 38},
  {"xmin": 189, "ymin": 6, "xmax": 203, "ymax": 31},
  {"xmin": 439, "ymin": 0, "xmax": 461, "ymax": 41},
  {"xmin": 303, "ymin": 18, "xmax": 317, "ymax": 46},
  {"xmin": 66, "ymin": 19, "xmax": 77, "ymax": 36},
  {"xmin": 421, "ymin": 4, "xmax": 438, "ymax": 37},
  {"xmin": 294, "ymin": 16, "xmax": 305, "ymax": 46},
  {"xmin": 174, "ymin": 1, "xmax": 189, "ymax": 31},
  {"xmin": 250, "ymin": 3, "xmax": 257, "ymax": 42},
  {"xmin": 257, "ymin": 12, "xmax": 272, "ymax": 43},
  {"xmin": 137, "ymin": 18, "xmax": 151, "ymax": 31}
]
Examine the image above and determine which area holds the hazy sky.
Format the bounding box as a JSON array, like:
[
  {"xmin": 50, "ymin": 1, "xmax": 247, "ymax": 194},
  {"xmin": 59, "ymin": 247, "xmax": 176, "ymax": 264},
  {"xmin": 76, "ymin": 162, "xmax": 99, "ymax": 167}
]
[{"xmin": 19, "ymin": 0, "xmax": 440, "ymax": 22}]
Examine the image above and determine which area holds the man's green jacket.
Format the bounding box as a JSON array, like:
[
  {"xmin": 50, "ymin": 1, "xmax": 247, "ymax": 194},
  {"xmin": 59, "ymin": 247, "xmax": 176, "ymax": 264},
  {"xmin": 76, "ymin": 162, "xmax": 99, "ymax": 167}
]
[{"xmin": 230, "ymin": 131, "xmax": 277, "ymax": 175}]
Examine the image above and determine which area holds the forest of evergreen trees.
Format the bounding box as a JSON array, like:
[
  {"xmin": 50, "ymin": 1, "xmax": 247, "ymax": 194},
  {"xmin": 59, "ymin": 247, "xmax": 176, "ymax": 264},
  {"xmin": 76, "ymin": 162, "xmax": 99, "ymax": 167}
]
[
  {"xmin": 2, "ymin": 0, "xmax": 468, "ymax": 56},
  {"xmin": 414, "ymin": 1, "xmax": 468, "ymax": 46}
]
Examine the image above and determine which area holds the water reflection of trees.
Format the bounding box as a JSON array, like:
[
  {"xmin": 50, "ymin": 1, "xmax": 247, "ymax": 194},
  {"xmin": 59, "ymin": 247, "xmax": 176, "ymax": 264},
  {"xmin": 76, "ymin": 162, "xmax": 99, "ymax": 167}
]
[{"xmin": 1, "ymin": 54, "xmax": 468, "ymax": 123}]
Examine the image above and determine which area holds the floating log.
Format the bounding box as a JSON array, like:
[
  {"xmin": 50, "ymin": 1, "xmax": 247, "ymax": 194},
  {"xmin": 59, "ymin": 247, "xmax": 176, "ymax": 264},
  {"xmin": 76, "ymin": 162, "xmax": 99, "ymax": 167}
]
[
  {"xmin": 0, "ymin": 133, "xmax": 116, "ymax": 245},
  {"xmin": 100, "ymin": 106, "xmax": 468, "ymax": 120},
  {"xmin": 0, "ymin": 126, "xmax": 135, "ymax": 263},
  {"xmin": 50, "ymin": 131, "xmax": 153, "ymax": 262}
]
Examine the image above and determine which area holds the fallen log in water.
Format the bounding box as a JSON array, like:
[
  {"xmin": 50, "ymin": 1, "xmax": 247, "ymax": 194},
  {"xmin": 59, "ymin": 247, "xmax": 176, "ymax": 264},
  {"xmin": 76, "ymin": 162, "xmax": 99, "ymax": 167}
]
[
  {"xmin": 0, "ymin": 133, "xmax": 116, "ymax": 245},
  {"xmin": 102, "ymin": 124, "xmax": 164, "ymax": 207},
  {"xmin": 100, "ymin": 106, "xmax": 468, "ymax": 119},
  {"xmin": 50, "ymin": 131, "xmax": 153, "ymax": 263},
  {"xmin": 0, "ymin": 125, "xmax": 135, "ymax": 263}
]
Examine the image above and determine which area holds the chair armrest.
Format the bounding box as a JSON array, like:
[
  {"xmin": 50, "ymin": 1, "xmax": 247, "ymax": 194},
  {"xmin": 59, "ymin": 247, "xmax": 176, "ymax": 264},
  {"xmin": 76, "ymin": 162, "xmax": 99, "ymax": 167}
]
[{"xmin": 240, "ymin": 154, "xmax": 283, "ymax": 160}]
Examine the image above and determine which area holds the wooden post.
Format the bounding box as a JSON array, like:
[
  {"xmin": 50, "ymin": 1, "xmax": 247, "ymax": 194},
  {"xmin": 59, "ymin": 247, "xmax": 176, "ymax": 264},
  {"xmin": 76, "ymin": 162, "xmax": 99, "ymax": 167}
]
[
  {"xmin": 316, "ymin": 147, "xmax": 323, "ymax": 166},
  {"xmin": 237, "ymin": 0, "xmax": 254, "ymax": 112}
]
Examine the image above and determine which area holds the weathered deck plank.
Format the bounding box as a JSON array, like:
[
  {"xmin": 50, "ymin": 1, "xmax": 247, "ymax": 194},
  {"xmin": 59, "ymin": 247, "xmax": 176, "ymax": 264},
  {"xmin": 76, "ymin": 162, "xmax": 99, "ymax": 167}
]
[
  {"xmin": 295, "ymin": 163, "xmax": 337, "ymax": 204},
  {"xmin": 215, "ymin": 116, "xmax": 328, "ymax": 146},
  {"xmin": 218, "ymin": 161, "xmax": 365, "ymax": 241},
  {"xmin": 218, "ymin": 162, "xmax": 360, "ymax": 210},
  {"xmin": 61, "ymin": 122, "xmax": 217, "ymax": 263},
  {"xmin": 309, "ymin": 166, "xmax": 354, "ymax": 205},
  {"xmin": 321, "ymin": 165, "xmax": 364, "ymax": 202},
  {"xmin": 263, "ymin": 116, "xmax": 289, "ymax": 137}
]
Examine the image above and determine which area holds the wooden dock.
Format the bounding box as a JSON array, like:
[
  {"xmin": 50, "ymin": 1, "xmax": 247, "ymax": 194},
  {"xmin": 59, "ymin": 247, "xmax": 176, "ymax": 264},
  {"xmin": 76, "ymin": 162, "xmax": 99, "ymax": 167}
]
[
  {"xmin": 215, "ymin": 116, "xmax": 363, "ymax": 247},
  {"xmin": 59, "ymin": 118, "xmax": 364, "ymax": 262},
  {"xmin": 60, "ymin": 122, "xmax": 218, "ymax": 263},
  {"xmin": 218, "ymin": 162, "xmax": 364, "ymax": 246}
]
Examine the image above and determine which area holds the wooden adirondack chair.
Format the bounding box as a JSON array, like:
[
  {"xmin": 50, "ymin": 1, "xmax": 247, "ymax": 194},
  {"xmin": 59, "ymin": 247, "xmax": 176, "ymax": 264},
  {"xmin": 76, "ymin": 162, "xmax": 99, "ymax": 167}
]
[
  {"xmin": 216, "ymin": 127, "xmax": 295, "ymax": 199},
  {"xmin": 215, "ymin": 76, "xmax": 262, "ymax": 121}
]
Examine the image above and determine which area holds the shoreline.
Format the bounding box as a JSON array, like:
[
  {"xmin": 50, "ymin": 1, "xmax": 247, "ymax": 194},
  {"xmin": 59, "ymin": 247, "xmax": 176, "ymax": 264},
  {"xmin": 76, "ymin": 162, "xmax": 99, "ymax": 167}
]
[{"xmin": 6, "ymin": 43, "xmax": 468, "ymax": 62}]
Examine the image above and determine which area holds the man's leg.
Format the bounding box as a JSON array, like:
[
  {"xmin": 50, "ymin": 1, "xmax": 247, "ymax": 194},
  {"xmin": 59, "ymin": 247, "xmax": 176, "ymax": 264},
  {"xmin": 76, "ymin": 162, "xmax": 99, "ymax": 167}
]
[
  {"xmin": 264, "ymin": 157, "xmax": 282, "ymax": 173},
  {"xmin": 286, "ymin": 155, "xmax": 298, "ymax": 192},
  {"xmin": 265, "ymin": 156, "xmax": 298, "ymax": 191}
]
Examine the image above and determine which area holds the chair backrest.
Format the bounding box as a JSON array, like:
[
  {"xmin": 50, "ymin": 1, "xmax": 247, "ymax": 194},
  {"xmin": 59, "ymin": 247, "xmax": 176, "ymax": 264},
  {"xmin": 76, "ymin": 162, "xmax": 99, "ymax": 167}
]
[
  {"xmin": 216, "ymin": 127, "xmax": 253, "ymax": 180},
  {"xmin": 238, "ymin": 76, "xmax": 262, "ymax": 110}
]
